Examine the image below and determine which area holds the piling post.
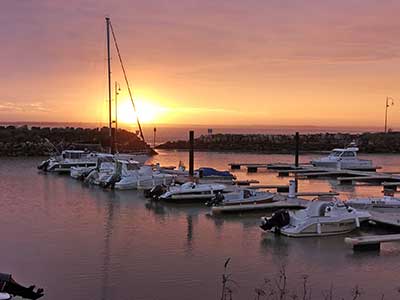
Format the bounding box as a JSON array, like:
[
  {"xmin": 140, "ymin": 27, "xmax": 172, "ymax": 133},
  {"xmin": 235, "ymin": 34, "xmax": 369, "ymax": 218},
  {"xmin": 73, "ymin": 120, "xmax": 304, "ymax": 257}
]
[
  {"xmin": 153, "ymin": 127, "xmax": 157, "ymax": 148},
  {"xmin": 288, "ymin": 180, "xmax": 296, "ymax": 198},
  {"xmin": 294, "ymin": 132, "xmax": 299, "ymax": 167},
  {"xmin": 189, "ymin": 130, "xmax": 194, "ymax": 177},
  {"xmin": 294, "ymin": 132, "xmax": 300, "ymax": 192}
]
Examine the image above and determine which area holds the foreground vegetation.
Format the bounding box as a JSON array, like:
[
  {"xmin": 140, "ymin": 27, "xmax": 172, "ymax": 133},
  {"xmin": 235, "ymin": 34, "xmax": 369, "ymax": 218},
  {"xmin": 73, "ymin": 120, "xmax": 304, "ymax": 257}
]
[{"xmin": 220, "ymin": 259, "xmax": 397, "ymax": 300}]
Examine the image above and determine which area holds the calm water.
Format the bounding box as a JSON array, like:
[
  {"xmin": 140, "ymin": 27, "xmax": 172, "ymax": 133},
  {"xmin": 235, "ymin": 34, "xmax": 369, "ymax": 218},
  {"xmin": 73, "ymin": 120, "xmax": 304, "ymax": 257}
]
[{"xmin": 1, "ymin": 151, "xmax": 400, "ymax": 299}]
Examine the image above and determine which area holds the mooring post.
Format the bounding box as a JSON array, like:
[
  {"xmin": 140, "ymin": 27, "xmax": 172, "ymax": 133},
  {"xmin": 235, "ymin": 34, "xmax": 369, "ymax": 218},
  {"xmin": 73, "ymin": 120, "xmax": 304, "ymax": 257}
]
[
  {"xmin": 294, "ymin": 132, "xmax": 299, "ymax": 167},
  {"xmin": 294, "ymin": 132, "xmax": 300, "ymax": 193},
  {"xmin": 189, "ymin": 130, "xmax": 194, "ymax": 177}
]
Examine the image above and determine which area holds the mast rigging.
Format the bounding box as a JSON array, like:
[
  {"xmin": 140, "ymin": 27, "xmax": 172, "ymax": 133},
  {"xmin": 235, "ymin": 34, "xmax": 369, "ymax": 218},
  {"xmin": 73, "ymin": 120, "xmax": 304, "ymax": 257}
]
[{"xmin": 109, "ymin": 20, "xmax": 146, "ymax": 143}]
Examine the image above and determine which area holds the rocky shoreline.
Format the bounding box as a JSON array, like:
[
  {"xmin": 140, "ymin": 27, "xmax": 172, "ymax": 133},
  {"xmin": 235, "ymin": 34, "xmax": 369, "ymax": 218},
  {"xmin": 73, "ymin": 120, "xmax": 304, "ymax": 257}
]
[
  {"xmin": 157, "ymin": 132, "xmax": 400, "ymax": 154},
  {"xmin": 0, "ymin": 125, "xmax": 155, "ymax": 157}
]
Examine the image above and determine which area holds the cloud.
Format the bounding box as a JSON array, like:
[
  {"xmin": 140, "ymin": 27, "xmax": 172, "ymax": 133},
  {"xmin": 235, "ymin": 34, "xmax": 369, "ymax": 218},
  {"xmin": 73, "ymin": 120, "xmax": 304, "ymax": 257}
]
[{"xmin": 0, "ymin": 102, "xmax": 51, "ymax": 113}]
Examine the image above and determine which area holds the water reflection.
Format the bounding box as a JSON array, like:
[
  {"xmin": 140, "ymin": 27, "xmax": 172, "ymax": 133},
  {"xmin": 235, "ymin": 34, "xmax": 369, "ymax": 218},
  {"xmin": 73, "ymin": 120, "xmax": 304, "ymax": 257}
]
[
  {"xmin": 4, "ymin": 154, "xmax": 400, "ymax": 300},
  {"xmin": 100, "ymin": 197, "xmax": 116, "ymax": 300}
]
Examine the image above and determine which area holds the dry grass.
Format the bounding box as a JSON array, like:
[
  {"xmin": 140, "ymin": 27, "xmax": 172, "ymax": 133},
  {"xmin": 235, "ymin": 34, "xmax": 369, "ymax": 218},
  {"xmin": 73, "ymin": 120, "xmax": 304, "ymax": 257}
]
[{"xmin": 219, "ymin": 259, "xmax": 399, "ymax": 300}]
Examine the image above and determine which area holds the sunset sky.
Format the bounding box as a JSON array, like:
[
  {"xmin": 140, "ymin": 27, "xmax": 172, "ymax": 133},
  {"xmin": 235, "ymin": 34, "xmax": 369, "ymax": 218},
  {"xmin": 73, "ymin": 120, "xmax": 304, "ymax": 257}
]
[{"xmin": 2, "ymin": 0, "xmax": 400, "ymax": 129}]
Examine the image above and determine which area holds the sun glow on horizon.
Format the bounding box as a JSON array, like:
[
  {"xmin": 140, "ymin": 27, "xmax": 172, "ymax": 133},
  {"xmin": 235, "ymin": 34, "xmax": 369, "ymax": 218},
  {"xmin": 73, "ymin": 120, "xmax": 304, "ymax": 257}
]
[{"xmin": 116, "ymin": 98, "xmax": 168, "ymax": 125}]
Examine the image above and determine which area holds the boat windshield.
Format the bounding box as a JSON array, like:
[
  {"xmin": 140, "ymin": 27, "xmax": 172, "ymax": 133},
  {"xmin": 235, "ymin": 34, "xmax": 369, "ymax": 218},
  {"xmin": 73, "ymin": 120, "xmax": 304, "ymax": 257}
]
[
  {"xmin": 329, "ymin": 151, "xmax": 342, "ymax": 157},
  {"xmin": 341, "ymin": 151, "xmax": 356, "ymax": 157}
]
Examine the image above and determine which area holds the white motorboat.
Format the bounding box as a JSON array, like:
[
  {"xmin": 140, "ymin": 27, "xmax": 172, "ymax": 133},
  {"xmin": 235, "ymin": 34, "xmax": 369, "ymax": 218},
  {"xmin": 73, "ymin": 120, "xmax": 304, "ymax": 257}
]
[
  {"xmin": 84, "ymin": 157, "xmax": 119, "ymax": 186},
  {"xmin": 0, "ymin": 293, "xmax": 10, "ymax": 300},
  {"xmin": 156, "ymin": 161, "xmax": 188, "ymax": 176},
  {"xmin": 39, "ymin": 149, "xmax": 149, "ymax": 174},
  {"xmin": 115, "ymin": 152, "xmax": 149, "ymax": 165},
  {"xmin": 347, "ymin": 195, "xmax": 400, "ymax": 210},
  {"xmin": 38, "ymin": 150, "xmax": 99, "ymax": 173},
  {"xmin": 209, "ymin": 189, "xmax": 276, "ymax": 214},
  {"xmin": 260, "ymin": 201, "xmax": 370, "ymax": 237},
  {"xmin": 114, "ymin": 165, "xmax": 175, "ymax": 190},
  {"xmin": 93, "ymin": 159, "xmax": 140, "ymax": 187},
  {"xmin": 70, "ymin": 153, "xmax": 114, "ymax": 180},
  {"xmin": 311, "ymin": 144, "xmax": 374, "ymax": 170},
  {"xmin": 158, "ymin": 182, "xmax": 226, "ymax": 202},
  {"xmin": 70, "ymin": 152, "xmax": 148, "ymax": 180}
]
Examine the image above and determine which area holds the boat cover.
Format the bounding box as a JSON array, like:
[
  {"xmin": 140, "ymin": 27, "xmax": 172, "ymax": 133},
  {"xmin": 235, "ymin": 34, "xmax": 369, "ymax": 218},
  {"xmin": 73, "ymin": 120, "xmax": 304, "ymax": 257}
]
[{"xmin": 198, "ymin": 168, "xmax": 232, "ymax": 177}]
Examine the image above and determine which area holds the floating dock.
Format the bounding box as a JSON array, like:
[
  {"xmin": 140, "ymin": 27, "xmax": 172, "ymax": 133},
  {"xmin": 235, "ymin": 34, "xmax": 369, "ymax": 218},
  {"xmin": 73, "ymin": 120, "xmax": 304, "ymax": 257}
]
[
  {"xmin": 345, "ymin": 234, "xmax": 400, "ymax": 251},
  {"xmin": 230, "ymin": 162, "xmax": 398, "ymax": 189}
]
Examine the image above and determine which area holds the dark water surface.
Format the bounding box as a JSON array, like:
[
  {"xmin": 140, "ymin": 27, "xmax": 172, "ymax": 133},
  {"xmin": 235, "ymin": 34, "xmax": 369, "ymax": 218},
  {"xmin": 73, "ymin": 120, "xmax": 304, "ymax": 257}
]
[{"xmin": 1, "ymin": 151, "xmax": 400, "ymax": 299}]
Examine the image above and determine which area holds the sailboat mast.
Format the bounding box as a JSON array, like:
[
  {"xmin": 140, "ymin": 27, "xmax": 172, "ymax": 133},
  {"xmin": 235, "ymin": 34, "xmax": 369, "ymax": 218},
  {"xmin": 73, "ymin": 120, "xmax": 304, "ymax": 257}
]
[
  {"xmin": 106, "ymin": 17, "xmax": 114, "ymax": 154},
  {"xmin": 115, "ymin": 81, "xmax": 119, "ymax": 150}
]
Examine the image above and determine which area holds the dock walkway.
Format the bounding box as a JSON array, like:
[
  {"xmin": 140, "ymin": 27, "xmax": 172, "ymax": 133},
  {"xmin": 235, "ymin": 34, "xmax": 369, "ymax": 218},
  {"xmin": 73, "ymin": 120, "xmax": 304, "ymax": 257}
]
[
  {"xmin": 345, "ymin": 233, "xmax": 400, "ymax": 251},
  {"xmin": 230, "ymin": 162, "xmax": 400, "ymax": 188}
]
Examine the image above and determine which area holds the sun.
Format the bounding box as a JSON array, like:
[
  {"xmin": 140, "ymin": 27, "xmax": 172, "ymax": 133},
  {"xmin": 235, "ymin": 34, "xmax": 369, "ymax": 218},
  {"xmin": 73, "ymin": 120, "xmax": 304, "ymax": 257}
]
[{"xmin": 116, "ymin": 98, "xmax": 167, "ymax": 124}]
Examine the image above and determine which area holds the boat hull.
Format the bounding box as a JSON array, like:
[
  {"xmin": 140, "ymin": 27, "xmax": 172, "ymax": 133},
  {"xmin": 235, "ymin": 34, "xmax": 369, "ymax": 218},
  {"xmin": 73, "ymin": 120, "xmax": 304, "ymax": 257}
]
[{"xmin": 280, "ymin": 217, "xmax": 368, "ymax": 237}]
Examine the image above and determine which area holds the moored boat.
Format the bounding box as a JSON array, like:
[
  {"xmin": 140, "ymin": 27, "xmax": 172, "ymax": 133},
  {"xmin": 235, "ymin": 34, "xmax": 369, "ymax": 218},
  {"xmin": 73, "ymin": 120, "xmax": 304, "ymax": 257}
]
[
  {"xmin": 208, "ymin": 189, "xmax": 276, "ymax": 214},
  {"xmin": 311, "ymin": 144, "xmax": 374, "ymax": 170},
  {"xmin": 260, "ymin": 200, "xmax": 371, "ymax": 237},
  {"xmin": 114, "ymin": 165, "xmax": 175, "ymax": 190},
  {"xmin": 157, "ymin": 182, "xmax": 226, "ymax": 202},
  {"xmin": 38, "ymin": 150, "xmax": 99, "ymax": 173},
  {"xmin": 347, "ymin": 195, "xmax": 400, "ymax": 210}
]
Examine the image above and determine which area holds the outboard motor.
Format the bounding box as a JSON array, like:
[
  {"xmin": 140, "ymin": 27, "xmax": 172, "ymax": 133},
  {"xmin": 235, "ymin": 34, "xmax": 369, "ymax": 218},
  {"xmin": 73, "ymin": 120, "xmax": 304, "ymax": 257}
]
[
  {"xmin": 260, "ymin": 210, "xmax": 290, "ymax": 231},
  {"xmin": 205, "ymin": 192, "xmax": 224, "ymax": 207},
  {"xmin": 0, "ymin": 273, "xmax": 44, "ymax": 299},
  {"xmin": 145, "ymin": 185, "xmax": 167, "ymax": 200},
  {"xmin": 84, "ymin": 169, "xmax": 98, "ymax": 185},
  {"xmin": 37, "ymin": 160, "xmax": 49, "ymax": 171},
  {"xmin": 102, "ymin": 173, "xmax": 121, "ymax": 189}
]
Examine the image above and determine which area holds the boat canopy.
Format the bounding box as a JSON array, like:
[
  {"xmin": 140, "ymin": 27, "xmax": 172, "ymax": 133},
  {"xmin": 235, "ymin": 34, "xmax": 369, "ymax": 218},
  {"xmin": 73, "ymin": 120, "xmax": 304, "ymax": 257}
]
[{"xmin": 331, "ymin": 147, "xmax": 359, "ymax": 153}]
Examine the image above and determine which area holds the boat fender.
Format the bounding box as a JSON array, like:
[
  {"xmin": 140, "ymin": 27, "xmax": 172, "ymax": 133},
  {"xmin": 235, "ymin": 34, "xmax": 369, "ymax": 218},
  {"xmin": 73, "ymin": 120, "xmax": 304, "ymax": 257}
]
[
  {"xmin": 317, "ymin": 223, "xmax": 322, "ymax": 234},
  {"xmin": 355, "ymin": 216, "xmax": 360, "ymax": 228}
]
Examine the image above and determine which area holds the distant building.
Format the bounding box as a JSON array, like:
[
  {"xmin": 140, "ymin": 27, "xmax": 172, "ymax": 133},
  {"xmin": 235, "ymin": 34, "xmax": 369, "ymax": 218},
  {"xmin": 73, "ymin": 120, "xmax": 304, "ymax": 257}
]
[{"xmin": 207, "ymin": 128, "xmax": 213, "ymax": 135}]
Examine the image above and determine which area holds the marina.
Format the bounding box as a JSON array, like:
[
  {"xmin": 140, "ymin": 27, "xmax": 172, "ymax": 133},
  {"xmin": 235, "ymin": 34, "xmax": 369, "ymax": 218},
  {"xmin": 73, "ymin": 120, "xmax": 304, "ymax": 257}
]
[
  {"xmin": 5, "ymin": 151, "xmax": 400, "ymax": 299},
  {"xmin": 4, "ymin": 2, "xmax": 400, "ymax": 299}
]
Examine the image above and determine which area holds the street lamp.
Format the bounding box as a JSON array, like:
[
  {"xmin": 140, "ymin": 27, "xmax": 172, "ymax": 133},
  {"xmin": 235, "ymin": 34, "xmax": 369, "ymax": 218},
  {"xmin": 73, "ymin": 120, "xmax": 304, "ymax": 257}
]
[{"xmin": 385, "ymin": 96, "xmax": 395, "ymax": 133}]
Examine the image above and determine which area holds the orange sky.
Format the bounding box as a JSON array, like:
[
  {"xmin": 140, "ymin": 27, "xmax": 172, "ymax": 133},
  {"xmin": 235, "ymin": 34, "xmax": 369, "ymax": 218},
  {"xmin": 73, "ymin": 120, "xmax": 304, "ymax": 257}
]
[{"xmin": 1, "ymin": 1, "xmax": 400, "ymax": 129}]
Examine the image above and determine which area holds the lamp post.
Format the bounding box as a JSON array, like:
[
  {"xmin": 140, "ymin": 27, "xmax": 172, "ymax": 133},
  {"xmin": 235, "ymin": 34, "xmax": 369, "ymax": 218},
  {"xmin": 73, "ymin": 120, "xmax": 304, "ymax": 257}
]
[{"xmin": 385, "ymin": 96, "xmax": 395, "ymax": 133}]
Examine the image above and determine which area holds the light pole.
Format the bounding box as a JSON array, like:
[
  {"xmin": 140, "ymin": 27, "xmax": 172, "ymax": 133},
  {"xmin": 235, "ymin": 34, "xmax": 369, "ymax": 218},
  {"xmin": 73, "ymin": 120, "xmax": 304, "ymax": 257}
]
[{"xmin": 385, "ymin": 96, "xmax": 395, "ymax": 133}]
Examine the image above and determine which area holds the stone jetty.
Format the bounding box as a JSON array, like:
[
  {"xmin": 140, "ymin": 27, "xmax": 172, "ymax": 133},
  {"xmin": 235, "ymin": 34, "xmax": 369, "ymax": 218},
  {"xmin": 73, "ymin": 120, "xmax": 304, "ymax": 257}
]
[
  {"xmin": 157, "ymin": 132, "xmax": 400, "ymax": 153},
  {"xmin": 0, "ymin": 125, "xmax": 155, "ymax": 156}
]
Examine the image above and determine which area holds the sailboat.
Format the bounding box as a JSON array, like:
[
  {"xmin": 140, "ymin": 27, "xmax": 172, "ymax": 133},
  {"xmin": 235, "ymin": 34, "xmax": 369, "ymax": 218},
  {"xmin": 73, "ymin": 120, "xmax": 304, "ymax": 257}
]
[
  {"xmin": 103, "ymin": 16, "xmax": 150, "ymax": 158},
  {"xmin": 40, "ymin": 17, "xmax": 152, "ymax": 175}
]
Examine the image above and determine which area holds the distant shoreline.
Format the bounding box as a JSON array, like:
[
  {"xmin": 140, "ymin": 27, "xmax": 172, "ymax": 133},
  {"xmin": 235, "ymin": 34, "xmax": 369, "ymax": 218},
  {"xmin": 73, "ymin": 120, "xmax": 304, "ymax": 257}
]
[{"xmin": 157, "ymin": 132, "xmax": 400, "ymax": 154}]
